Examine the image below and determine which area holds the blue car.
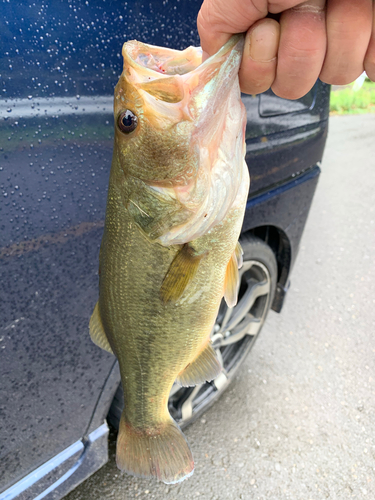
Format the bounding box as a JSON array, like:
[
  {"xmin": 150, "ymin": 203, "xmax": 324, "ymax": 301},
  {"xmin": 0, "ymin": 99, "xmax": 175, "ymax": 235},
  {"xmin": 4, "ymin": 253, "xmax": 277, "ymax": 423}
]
[{"xmin": 0, "ymin": 1, "xmax": 330, "ymax": 499}]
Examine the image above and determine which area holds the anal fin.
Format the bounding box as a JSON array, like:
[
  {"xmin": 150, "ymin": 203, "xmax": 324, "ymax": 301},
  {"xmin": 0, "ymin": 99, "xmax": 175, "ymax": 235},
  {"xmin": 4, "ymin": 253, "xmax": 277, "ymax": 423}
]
[
  {"xmin": 160, "ymin": 244, "xmax": 206, "ymax": 304},
  {"xmin": 89, "ymin": 302, "xmax": 114, "ymax": 354},
  {"xmin": 176, "ymin": 342, "xmax": 222, "ymax": 387}
]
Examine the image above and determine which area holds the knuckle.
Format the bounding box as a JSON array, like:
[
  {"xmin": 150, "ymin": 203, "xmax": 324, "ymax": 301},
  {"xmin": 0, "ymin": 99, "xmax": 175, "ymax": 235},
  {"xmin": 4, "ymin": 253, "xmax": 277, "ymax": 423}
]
[
  {"xmin": 197, "ymin": 2, "xmax": 224, "ymax": 35},
  {"xmin": 291, "ymin": 1, "xmax": 325, "ymax": 14},
  {"xmin": 283, "ymin": 40, "xmax": 323, "ymax": 61},
  {"xmin": 197, "ymin": 6, "xmax": 213, "ymax": 34}
]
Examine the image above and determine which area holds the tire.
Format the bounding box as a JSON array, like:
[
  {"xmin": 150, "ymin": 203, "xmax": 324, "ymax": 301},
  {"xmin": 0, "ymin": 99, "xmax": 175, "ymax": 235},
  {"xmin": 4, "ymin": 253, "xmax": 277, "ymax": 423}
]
[{"xmin": 107, "ymin": 233, "xmax": 278, "ymax": 431}]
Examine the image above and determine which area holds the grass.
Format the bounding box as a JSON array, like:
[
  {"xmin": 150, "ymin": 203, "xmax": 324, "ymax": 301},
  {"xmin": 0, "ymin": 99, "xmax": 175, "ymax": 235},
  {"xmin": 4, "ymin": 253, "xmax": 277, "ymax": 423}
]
[{"xmin": 330, "ymin": 79, "xmax": 375, "ymax": 115}]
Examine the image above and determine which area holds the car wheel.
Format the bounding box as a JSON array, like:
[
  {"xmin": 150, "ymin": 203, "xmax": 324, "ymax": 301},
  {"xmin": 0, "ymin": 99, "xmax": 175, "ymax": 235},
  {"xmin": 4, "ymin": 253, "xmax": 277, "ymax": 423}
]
[{"xmin": 107, "ymin": 233, "xmax": 278, "ymax": 430}]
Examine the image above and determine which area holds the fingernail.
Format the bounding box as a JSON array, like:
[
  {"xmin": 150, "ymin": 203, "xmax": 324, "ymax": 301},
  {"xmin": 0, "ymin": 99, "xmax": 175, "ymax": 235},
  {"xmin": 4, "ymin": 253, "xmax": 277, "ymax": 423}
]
[{"xmin": 249, "ymin": 21, "xmax": 279, "ymax": 62}]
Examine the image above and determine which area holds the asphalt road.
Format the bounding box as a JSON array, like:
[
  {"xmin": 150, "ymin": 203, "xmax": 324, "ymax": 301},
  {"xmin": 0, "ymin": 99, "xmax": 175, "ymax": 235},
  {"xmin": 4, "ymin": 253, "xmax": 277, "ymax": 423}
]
[{"xmin": 66, "ymin": 114, "xmax": 375, "ymax": 500}]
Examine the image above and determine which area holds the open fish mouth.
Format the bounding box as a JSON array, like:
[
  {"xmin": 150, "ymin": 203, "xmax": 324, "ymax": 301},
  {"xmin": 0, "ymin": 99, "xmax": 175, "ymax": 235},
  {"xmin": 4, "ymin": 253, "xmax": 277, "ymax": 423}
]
[
  {"xmin": 123, "ymin": 35, "xmax": 244, "ymax": 75},
  {"xmin": 125, "ymin": 40, "xmax": 203, "ymax": 76}
]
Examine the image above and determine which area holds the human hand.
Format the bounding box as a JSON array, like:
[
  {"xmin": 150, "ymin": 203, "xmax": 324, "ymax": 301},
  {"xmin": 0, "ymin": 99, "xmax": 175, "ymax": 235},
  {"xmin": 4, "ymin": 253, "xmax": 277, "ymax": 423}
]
[{"xmin": 197, "ymin": 0, "xmax": 375, "ymax": 99}]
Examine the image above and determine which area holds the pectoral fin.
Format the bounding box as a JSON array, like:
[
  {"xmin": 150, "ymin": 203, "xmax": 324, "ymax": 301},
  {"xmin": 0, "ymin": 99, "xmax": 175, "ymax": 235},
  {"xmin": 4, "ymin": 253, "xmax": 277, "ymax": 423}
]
[
  {"xmin": 176, "ymin": 342, "xmax": 222, "ymax": 387},
  {"xmin": 160, "ymin": 244, "xmax": 206, "ymax": 304},
  {"xmin": 89, "ymin": 302, "xmax": 114, "ymax": 355},
  {"xmin": 223, "ymin": 246, "xmax": 241, "ymax": 308}
]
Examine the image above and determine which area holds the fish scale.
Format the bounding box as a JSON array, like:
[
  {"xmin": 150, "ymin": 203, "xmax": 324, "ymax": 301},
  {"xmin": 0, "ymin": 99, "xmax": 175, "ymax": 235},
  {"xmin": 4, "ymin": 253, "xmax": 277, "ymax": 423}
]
[
  {"xmin": 100, "ymin": 179, "xmax": 243, "ymax": 421},
  {"xmin": 89, "ymin": 34, "xmax": 249, "ymax": 484}
]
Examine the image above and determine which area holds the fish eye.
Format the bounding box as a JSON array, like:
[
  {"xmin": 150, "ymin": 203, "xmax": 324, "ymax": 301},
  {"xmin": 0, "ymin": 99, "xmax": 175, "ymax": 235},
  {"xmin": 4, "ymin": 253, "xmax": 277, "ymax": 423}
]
[{"xmin": 117, "ymin": 109, "xmax": 138, "ymax": 134}]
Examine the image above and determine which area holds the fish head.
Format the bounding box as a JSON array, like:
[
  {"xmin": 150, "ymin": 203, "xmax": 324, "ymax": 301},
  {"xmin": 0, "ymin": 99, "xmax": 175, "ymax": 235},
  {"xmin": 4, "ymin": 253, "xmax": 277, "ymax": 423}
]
[{"xmin": 114, "ymin": 36, "xmax": 247, "ymax": 244}]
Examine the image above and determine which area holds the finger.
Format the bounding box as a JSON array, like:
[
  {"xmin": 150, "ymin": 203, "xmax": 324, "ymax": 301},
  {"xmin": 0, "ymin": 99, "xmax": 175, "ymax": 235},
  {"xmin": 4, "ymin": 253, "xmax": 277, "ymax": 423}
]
[
  {"xmin": 239, "ymin": 19, "xmax": 280, "ymax": 94},
  {"xmin": 271, "ymin": 0, "xmax": 327, "ymax": 100},
  {"xmin": 364, "ymin": 3, "xmax": 375, "ymax": 81},
  {"xmin": 320, "ymin": 0, "xmax": 373, "ymax": 85},
  {"xmin": 197, "ymin": 0, "xmax": 300, "ymax": 60}
]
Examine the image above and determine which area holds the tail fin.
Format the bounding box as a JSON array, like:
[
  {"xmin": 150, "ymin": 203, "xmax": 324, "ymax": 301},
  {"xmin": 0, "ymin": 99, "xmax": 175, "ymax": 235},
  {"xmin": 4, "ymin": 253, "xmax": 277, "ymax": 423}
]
[{"xmin": 116, "ymin": 416, "xmax": 194, "ymax": 484}]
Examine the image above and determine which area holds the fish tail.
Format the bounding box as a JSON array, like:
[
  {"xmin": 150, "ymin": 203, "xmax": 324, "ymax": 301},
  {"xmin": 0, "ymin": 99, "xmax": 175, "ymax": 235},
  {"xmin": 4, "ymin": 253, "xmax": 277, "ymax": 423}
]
[{"xmin": 116, "ymin": 415, "xmax": 194, "ymax": 484}]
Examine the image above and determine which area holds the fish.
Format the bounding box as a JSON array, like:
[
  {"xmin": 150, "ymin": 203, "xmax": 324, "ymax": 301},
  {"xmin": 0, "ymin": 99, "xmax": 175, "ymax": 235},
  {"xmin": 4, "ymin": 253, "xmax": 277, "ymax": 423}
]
[{"xmin": 89, "ymin": 34, "xmax": 249, "ymax": 484}]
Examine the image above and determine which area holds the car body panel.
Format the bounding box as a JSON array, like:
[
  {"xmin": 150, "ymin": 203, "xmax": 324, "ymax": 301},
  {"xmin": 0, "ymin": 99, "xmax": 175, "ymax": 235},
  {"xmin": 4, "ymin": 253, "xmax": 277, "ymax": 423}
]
[{"xmin": 0, "ymin": 0, "xmax": 330, "ymax": 497}]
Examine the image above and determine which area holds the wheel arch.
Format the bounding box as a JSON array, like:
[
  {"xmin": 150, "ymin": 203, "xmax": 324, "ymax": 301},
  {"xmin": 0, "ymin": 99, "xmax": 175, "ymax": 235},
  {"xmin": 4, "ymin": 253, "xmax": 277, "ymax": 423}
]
[{"xmin": 241, "ymin": 224, "xmax": 291, "ymax": 313}]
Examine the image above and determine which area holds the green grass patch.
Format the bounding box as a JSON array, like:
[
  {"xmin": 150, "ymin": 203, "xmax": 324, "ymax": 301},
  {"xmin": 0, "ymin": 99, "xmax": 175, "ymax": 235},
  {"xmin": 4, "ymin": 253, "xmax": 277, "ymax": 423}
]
[{"xmin": 330, "ymin": 80, "xmax": 375, "ymax": 115}]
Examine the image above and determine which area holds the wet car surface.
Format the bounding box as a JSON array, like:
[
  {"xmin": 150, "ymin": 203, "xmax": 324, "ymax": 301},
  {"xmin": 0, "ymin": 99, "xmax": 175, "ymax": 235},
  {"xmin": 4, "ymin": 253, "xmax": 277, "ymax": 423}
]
[{"xmin": 0, "ymin": 1, "xmax": 329, "ymax": 498}]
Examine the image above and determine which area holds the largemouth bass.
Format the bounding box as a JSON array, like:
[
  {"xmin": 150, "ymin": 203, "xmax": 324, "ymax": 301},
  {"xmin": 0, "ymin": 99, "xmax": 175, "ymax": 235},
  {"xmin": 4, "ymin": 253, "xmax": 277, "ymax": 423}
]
[{"xmin": 89, "ymin": 34, "xmax": 249, "ymax": 484}]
